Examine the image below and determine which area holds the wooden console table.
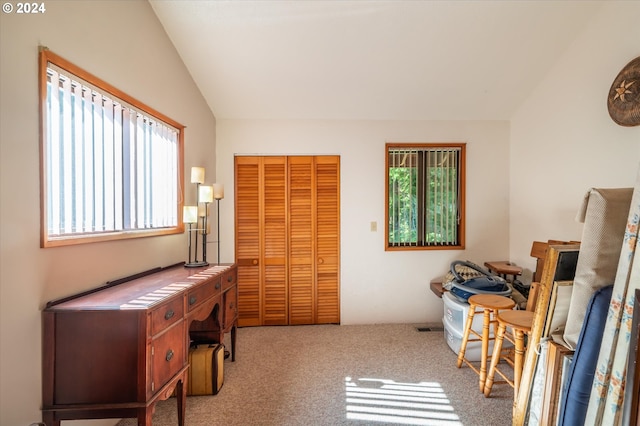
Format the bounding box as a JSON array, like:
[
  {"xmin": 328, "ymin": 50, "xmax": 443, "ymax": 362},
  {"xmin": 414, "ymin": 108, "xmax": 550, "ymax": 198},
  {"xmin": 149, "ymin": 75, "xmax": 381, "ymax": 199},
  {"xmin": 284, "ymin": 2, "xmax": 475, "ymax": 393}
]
[{"xmin": 41, "ymin": 263, "xmax": 237, "ymax": 426}]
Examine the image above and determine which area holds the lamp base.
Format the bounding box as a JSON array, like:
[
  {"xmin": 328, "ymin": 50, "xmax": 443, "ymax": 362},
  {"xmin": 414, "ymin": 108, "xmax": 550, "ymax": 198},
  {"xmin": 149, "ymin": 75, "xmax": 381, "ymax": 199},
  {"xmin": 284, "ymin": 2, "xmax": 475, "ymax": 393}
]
[{"xmin": 184, "ymin": 261, "xmax": 209, "ymax": 268}]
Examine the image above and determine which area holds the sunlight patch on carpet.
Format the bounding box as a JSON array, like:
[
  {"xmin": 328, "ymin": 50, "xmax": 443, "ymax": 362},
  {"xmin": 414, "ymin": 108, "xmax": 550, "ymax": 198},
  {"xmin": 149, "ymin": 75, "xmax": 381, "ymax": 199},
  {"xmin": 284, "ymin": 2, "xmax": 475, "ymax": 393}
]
[{"xmin": 345, "ymin": 377, "xmax": 463, "ymax": 425}]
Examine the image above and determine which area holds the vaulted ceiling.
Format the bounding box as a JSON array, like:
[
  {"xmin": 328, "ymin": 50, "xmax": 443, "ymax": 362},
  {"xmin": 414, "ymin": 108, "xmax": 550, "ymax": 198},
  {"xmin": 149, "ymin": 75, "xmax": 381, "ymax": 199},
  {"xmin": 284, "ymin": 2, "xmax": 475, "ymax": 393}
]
[{"xmin": 149, "ymin": 1, "xmax": 604, "ymax": 121}]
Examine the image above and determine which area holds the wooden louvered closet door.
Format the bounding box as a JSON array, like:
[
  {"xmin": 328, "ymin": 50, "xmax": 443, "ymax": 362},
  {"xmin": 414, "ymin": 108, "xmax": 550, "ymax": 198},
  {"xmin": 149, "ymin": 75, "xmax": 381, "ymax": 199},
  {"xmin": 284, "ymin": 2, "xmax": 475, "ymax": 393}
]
[{"xmin": 235, "ymin": 155, "xmax": 340, "ymax": 326}]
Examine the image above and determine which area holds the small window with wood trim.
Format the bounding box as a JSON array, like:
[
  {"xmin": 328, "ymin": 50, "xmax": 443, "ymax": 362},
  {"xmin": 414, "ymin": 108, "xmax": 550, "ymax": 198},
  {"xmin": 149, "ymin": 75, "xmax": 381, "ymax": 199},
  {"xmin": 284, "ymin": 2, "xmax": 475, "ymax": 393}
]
[
  {"xmin": 385, "ymin": 143, "xmax": 465, "ymax": 250},
  {"xmin": 39, "ymin": 48, "xmax": 185, "ymax": 247}
]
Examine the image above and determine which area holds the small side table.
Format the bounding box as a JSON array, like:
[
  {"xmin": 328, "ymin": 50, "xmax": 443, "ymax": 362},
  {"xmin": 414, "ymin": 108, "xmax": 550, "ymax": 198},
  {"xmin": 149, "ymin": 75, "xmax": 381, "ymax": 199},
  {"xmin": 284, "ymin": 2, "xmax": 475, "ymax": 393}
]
[{"xmin": 484, "ymin": 261, "xmax": 522, "ymax": 282}]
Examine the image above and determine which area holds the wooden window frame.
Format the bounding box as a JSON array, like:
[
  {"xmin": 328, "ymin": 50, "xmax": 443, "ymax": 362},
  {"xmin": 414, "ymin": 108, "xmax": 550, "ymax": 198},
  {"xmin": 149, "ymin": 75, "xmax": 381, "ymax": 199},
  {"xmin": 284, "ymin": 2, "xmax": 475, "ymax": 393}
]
[
  {"xmin": 385, "ymin": 142, "xmax": 466, "ymax": 251},
  {"xmin": 39, "ymin": 48, "xmax": 185, "ymax": 247}
]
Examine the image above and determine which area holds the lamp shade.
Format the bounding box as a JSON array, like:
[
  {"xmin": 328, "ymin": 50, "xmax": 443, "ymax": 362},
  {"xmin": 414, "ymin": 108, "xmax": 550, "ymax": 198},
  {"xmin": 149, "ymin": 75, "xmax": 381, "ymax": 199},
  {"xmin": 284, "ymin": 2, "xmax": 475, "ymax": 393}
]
[
  {"xmin": 213, "ymin": 183, "xmax": 224, "ymax": 200},
  {"xmin": 199, "ymin": 185, "xmax": 214, "ymax": 203},
  {"xmin": 183, "ymin": 206, "xmax": 198, "ymax": 224},
  {"xmin": 190, "ymin": 167, "xmax": 205, "ymax": 184}
]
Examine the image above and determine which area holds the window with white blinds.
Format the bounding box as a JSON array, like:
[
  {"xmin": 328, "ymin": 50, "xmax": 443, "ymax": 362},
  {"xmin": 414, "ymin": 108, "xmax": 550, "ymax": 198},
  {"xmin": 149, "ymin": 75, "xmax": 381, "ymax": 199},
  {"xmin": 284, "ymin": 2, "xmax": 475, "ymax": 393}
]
[
  {"xmin": 39, "ymin": 49, "xmax": 185, "ymax": 247},
  {"xmin": 386, "ymin": 143, "xmax": 465, "ymax": 250}
]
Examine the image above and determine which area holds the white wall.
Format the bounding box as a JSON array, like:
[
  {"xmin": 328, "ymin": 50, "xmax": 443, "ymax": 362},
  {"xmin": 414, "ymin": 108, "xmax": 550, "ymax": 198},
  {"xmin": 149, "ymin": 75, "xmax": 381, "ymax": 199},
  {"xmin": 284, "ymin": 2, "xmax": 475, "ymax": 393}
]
[
  {"xmin": 2, "ymin": 1, "xmax": 639, "ymax": 425},
  {"xmin": 0, "ymin": 1, "xmax": 216, "ymax": 425},
  {"xmin": 216, "ymin": 120, "xmax": 511, "ymax": 325},
  {"xmin": 509, "ymin": 1, "xmax": 640, "ymax": 270}
]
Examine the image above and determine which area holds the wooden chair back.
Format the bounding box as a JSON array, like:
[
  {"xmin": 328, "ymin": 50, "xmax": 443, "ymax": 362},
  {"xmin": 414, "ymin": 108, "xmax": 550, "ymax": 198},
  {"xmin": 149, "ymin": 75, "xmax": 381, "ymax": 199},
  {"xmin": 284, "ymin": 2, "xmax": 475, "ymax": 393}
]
[
  {"xmin": 525, "ymin": 281, "xmax": 540, "ymax": 312},
  {"xmin": 530, "ymin": 240, "xmax": 579, "ymax": 282}
]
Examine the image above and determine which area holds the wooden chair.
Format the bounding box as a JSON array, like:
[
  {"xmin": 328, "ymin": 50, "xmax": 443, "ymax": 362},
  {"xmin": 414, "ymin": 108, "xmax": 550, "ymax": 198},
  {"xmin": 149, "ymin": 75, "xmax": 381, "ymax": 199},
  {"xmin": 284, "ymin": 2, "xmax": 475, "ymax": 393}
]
[
  {"xmin": 482, "ymin": 282, "xmax": 540, "ymax": 398},
  {"xmin": 483, "ymin": 308, "xmax": 535, "ymax": 398},
  {"xmin": 456, "ymin": 294, "xmax": 516, "ymax": 392}
]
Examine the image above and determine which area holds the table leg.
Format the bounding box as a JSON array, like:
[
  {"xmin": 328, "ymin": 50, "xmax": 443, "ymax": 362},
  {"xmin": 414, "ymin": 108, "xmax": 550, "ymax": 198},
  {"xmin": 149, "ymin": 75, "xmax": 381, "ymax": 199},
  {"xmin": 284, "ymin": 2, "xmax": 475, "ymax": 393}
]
[
  {"xmin": 479, "ymin": 308, "xmax": 491, "ymax": 393},
  {"xmin": 230, "ymin": 323, "xmax": 237, "ymax": 362},
  {"xmin": 42, "ymin": 411, "xmax": 60, "ymax": 426},
  {"xmin": 137, "ymin": 406, "xmax": 154, "ymax": 426},
  {"xmin": 177, "ymin": 376, "xmax": 187, "ymax": 426}
]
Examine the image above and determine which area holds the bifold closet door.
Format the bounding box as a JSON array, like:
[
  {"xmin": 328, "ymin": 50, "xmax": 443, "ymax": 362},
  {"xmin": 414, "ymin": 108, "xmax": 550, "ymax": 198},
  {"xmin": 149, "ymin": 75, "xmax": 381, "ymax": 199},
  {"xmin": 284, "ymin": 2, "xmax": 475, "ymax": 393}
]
[
  {"xmin": 288, "ymin": 156, "xmax": 341, "ymax": 324},
  {"xmin": 235, "ymin": 156, "xmax": 288, "ymax": 326},
  {"xmin": 314, "ymin": 156, "xmax": 340, "ymax": 324},
  {"xmin": 235, "ymin": 155, "xmax": 340, "ymax": 326},
  {"xmin": 288, "ymin": 157, "xmax": 314, "ymax": 325}
]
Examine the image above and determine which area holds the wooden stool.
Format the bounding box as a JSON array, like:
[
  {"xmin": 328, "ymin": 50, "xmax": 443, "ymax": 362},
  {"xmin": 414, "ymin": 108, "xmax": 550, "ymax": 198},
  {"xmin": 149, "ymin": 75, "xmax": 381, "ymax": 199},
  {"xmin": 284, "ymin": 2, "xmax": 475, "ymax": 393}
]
[
  {"xmin": 456, "ymin": 294, "xmax": 516, "ymax": 392},
  {"xmin": 483, "ymin": 309, "xmax": 535, "ymax": 398}
]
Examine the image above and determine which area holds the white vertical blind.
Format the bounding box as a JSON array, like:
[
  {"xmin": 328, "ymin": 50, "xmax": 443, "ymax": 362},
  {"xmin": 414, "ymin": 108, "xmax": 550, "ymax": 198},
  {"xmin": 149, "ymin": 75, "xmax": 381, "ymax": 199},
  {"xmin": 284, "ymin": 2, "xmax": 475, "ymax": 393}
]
[
  {"xmin": 82, "ymin": 86, "xmax": 94, "ymax": 233},
  {"xmin": 45, "ymin": 63, "xmax": 179, "ymax": 238},
  {"xmin": 388, "ymin": 146, "xmax": 461, "ymax": 247},
  {"xmin": 61, "ymin": 75, "xmax": 73, "ymax": 234},
  {"xmin": 48, "ymin": 70, "xmax": 61, "ymax": 235}
]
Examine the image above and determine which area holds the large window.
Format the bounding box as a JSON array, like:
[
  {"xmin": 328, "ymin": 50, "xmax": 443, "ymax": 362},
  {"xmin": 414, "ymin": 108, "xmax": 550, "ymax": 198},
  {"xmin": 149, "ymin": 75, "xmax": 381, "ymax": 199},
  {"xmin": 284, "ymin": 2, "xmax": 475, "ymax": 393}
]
[
  {"xmin": 386, "ymin": 143, "xmax": 465, "ymax": 250},
  {"xmin": 39, "ymin": 49, "xmax": 185, "ymax": 247}
]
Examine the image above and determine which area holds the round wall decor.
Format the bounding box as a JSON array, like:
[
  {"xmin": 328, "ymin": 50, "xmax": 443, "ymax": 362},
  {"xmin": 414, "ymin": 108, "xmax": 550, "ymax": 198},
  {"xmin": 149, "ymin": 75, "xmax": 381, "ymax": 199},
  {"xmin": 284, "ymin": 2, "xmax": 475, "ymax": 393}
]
[{"xmin": 608, "ymin": 56, "xmax": 640, "ymax": 127}]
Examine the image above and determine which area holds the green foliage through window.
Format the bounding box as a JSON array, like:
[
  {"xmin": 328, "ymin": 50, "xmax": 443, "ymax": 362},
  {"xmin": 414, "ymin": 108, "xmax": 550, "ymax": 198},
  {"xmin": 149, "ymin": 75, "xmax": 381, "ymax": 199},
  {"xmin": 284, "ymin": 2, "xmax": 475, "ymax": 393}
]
[{"xmin": 386, "ymin": 144, "xmax": 465, "ymax": 249}]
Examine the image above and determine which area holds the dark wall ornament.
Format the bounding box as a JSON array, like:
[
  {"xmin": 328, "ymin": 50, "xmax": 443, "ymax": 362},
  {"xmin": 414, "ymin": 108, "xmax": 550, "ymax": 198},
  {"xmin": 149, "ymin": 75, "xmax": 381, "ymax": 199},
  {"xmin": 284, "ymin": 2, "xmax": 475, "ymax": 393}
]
[{"xmin": 608, "ymin": 56, "xmax": 640, "ymax": 127}]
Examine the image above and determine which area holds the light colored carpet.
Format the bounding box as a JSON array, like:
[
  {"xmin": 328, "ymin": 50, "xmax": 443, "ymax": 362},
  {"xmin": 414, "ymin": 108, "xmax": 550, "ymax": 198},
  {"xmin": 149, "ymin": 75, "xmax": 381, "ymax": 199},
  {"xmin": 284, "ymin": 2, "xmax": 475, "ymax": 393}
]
[{"xmin": 118, "ymin": 324, "xmax": 513, "ymax": 426}]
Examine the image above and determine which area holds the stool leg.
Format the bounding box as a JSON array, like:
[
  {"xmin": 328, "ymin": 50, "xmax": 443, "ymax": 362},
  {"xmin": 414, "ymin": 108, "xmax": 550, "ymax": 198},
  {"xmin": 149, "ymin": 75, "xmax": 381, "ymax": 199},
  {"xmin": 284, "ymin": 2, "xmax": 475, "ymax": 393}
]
[
  {"xmin": 513, "ymin": 330, "xmax": 525, "ymax": 399},
  {"xmin": 484, "ymin": 322, "xmax": 506, "ymax": 398},
  {"xmin": 457, "ymin": 306, "xmax": 476, "ymax": 368},
  {"xmin": 479, "ymin": 308, "xmax": 491, "ymax": 393}
]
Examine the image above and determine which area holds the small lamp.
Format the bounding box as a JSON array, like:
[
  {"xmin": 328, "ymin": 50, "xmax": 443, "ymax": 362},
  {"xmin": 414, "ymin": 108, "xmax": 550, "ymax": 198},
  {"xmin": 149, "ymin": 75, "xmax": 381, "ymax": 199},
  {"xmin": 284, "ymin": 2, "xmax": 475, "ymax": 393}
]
[
  {"xmin": 212, "ymin": 183, "xmax": 224, "ymax": 265},
  {"xmin": 198, "ymin": 185, "xmax": 214, "ymax": 263},
  {"xmin": 183, "ymin": 206, "xmax": 198, "ymax": 265},
  {"xmin": 190, "ymin": 167, "xmax": 205, "ymax": 184}
]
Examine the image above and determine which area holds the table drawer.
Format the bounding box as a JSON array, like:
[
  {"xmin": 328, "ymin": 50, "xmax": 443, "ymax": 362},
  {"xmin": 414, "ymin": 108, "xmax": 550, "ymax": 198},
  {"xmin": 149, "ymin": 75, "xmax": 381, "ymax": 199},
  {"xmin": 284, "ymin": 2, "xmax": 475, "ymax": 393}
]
[
  {"xmin": 221, "ymin": 267, "xmax": 237, "ymax": 292},
  {"xmin": 187, "ymin": 277, "xmax": 221, "ymax": 312},
  {"xmin": 150, "ymin": 296, "xmax": 184, "ymax": 336},
  {"xmin": 150, "ymin": 320, "xmax": 185, "ymax": 394},
  {"xmin": 223, "ymin": 287, "xmax": 238, "ymax": 329}
]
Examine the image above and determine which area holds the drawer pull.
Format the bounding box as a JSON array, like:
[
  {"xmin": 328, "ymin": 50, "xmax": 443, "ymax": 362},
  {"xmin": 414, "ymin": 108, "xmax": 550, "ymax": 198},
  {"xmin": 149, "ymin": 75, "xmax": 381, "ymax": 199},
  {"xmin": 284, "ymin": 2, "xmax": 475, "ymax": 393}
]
[
  {"xmin": 165, "ymin": 349, "xmax": 174, "ymax": 362},
  {"xmin": 189, "ymin": 295, "xmax": 197, "ymax": 305},
  {"xmin": 229, "ymin": 302, "xmax": 234, "ymax": 309},
  {"xmin": 227, "ymin": 275, "xmax": 233, "ymax": 282},
  {"xmin": 215, "ymin": 282, "xmax": 221, "ymax": 290},
  {"xmin": 164, "ymin": 309, "xmax": 175, "ymax": 320}
]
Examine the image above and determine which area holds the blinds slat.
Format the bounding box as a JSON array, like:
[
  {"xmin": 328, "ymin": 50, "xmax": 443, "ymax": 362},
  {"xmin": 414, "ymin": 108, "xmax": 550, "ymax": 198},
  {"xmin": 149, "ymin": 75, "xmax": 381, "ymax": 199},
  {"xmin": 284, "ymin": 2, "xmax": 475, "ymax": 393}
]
[
  {"xmin": 113, "ymin": 103, "xmax": 123, "ymax": 230},
  {"xmin": 72, "ymin": 82, "xmax": 84, "ymax": 233},
  {"xmin": 61, "ymin": 76, "xmax": 73, "ymax": 234},
  {"xmin": 82, "ymin": 87, "xmax": 94, "ymax": 232},
  {"xmin": 48, "ymin": 72, "xmax": 61, "ymax": 235},
  {"xmin": 135, "ymin": 114, "xmax": 145, "ymax": 228},
  {"xmin": 92, "ymin": 91, "xmax": 104, "ymax": 232},
  {"xmin": 103, "ymin": 97, "xmax": 115, "ymax": 231}
]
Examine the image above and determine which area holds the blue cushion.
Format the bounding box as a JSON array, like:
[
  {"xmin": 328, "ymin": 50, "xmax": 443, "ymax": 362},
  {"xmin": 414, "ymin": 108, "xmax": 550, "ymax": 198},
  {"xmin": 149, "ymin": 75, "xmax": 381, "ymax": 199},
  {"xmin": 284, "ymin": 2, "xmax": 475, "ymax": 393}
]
[{"xmin": 557, "ymin": 285, "xmax": 613, "ymax": 426}]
